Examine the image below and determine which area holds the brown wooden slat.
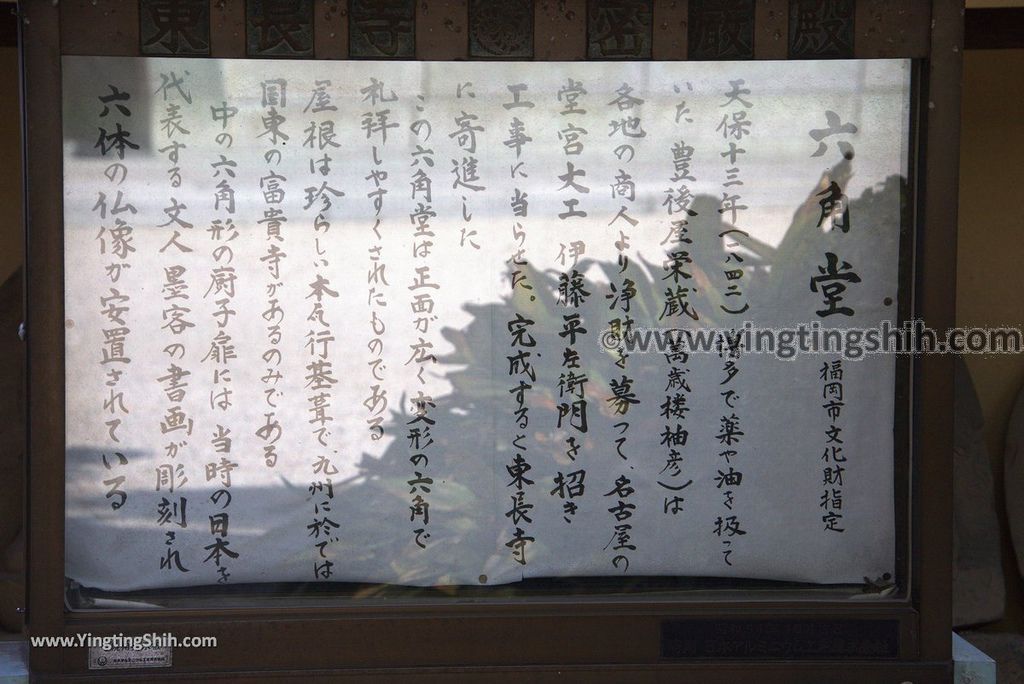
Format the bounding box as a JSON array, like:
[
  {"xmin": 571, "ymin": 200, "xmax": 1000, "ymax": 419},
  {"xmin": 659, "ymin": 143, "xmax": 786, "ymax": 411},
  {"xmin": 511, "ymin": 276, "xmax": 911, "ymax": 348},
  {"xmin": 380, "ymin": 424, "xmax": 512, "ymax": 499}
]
[
  {"xmin": 51, "ymin": 605, "xmax": 922, "ymax": 675},
  {"xmin": 20, "ymin": 0, "xmax": 66, "ymax": 676},
  {"xmin": 314, "ymin": 0, "xmax": 347, "ymax": 59},
  {"xmin": 349, "ymin": 0, "xmax": 415, "ymax": 58},
  {"xmin": 652, "ymin": 0, "xmax": 688, "ymax": 60},
  {"xmin": 210, "ymin": 0, "xmax": 246, "ymax": 58},
  {"xmin": 60, "ymin": 0, "xmax": 139, "ymax": 56},
  {"xmin": 965, "ymin": 7, "xmax": 1024, "ymax": 49},
  {"xmin": 755, "ymin": 0, "xmax": 788, "ymax": 59},
  {"xmin": 854, "ymin": 0, "xmax": 930, "ymax": 58}
]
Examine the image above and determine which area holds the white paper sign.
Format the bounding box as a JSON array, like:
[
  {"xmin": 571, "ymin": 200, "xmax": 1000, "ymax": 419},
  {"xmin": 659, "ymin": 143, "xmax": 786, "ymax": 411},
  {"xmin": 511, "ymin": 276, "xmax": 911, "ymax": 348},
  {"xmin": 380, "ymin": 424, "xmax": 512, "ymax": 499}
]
[{"xmin": 63, "ymin": 57, "xmax": 909, "ymax": 591}]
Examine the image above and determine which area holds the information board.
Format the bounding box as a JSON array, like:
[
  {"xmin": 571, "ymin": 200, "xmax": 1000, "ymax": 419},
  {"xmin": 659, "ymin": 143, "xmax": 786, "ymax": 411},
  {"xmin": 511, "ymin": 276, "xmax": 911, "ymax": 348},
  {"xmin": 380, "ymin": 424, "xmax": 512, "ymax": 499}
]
[{"xmin": 62, "ymin": 57, "xmax": 909, "ymax": 591}]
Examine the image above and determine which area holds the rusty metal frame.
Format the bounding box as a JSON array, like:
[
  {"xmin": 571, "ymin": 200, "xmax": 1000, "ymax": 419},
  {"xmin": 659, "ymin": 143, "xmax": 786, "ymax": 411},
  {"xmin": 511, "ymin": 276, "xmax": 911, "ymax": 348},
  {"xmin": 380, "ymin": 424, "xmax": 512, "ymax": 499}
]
[{"xmin": 21, "ymin": 0, "xmax": 960, "ymax": 680}]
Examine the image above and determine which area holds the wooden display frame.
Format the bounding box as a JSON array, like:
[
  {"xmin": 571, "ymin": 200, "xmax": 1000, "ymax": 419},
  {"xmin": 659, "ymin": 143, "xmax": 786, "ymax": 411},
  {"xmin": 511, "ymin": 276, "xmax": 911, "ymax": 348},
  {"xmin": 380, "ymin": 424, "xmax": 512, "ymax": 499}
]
[{"xmin": 20, "ymin": 0, "xmax": 960, "ymax": 680}]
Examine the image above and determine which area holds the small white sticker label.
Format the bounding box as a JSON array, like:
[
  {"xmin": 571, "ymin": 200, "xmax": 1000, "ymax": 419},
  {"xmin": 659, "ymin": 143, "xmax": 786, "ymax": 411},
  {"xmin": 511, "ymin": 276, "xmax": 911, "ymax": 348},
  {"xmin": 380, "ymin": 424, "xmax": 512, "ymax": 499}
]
[{"xmin": 88, "ymin": 646, "xmax": 172, "ymax": 670}]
